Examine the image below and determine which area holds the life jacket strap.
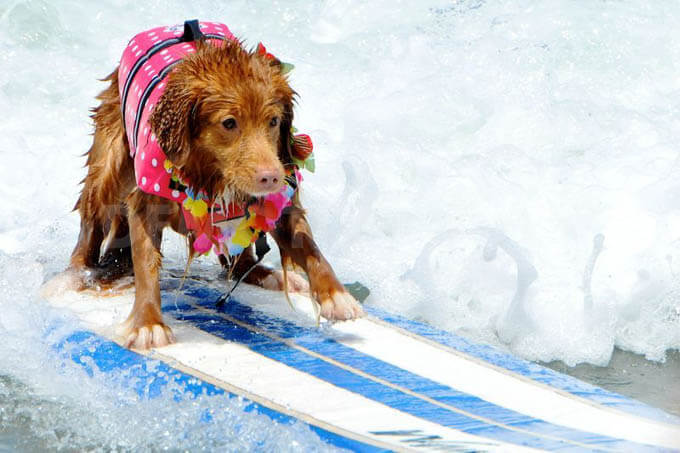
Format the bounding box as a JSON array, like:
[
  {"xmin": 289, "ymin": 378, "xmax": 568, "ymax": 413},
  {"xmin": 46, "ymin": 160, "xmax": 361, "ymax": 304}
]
[{"xmin": 215, "ymin": 232, "xmax": 271, "ymax": 306}]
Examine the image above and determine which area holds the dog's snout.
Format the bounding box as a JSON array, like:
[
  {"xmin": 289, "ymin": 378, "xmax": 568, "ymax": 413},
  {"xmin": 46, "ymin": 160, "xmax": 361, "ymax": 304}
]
[{"xmin": 255, "ymin": 168, "xmax": 282, "ymax": 193}]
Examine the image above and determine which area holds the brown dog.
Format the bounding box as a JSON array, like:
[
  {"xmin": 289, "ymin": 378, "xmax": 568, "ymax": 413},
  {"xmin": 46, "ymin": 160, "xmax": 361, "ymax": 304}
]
[{"xmin": 67, "ymin": 29, "xmax": 364, "ymax": 349}]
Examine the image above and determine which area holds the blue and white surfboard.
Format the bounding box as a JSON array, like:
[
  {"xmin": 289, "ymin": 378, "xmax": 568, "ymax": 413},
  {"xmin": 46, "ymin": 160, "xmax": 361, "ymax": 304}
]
[{"xmin": 45, "ymin": 277, "xmax": 680, "ymax": 452}]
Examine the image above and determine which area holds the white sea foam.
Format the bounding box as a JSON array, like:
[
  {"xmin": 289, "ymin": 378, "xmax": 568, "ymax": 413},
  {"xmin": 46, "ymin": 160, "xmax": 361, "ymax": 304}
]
[{"xmin": 1, "ymin": 0, "xmax": 680, "ymax": 447}]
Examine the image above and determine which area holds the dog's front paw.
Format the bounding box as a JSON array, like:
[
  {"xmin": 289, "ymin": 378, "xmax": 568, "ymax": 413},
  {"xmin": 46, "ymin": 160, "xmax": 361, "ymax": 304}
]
[
  {"xmin": 316, "ymin": 288, "xmax": 365, "ymax": 321},
  {"xmin": 119, "ymin": 318, "xmax": 175, "ymax": 349},
  {"xmin": 262, "ymin": 270, "xmax": 310, "ymax": 292}
]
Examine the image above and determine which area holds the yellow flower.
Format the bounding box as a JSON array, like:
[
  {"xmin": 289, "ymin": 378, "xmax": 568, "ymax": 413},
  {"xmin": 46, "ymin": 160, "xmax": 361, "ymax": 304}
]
[
  {"xmin": 232, "ymin": 221, "xmax": 255, "ymax": 247},
  {"xmin": 183, "ymin": 198, "xmax": 208, "ymax": 218}
]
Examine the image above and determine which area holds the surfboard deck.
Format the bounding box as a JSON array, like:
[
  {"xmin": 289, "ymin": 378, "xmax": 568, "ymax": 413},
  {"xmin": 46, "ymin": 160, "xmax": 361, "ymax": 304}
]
[{"xmin": 44, "ymin": 275, "xmax": 680, "ymax": 452}]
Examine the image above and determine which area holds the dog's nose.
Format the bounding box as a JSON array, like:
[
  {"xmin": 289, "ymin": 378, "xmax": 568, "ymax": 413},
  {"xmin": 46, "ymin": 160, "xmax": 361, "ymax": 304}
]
[{"xmin": 254, "ymin": 168, "xmax": 282, "ymax": 193}]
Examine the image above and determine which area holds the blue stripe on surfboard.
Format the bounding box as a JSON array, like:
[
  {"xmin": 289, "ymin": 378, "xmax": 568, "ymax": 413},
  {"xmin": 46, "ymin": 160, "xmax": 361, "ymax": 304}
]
[
  {"xmin": 53, "ymin": 329, "xmax": 387, "ymax": 452},
  {"xmin": 366, "ymin": 306, "xmax": 680, "ymax": 426},
  {"xmin": 162, "ymin": 284, "xmax": 661, "ymax": 452},
  {"xmin": 167, "ymin": 279, "xmax": 679, "ymax": 427},
  {"xmin": 168, "ymin": 309, "xmax": 575, "ymax": 451},
  {"xmin": 176, "ymin": 307, "xmax": 660, "ymax": 451}
]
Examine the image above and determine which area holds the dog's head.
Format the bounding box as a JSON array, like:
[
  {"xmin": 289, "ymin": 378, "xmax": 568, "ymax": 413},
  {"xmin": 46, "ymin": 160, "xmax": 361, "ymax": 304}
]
[{"xmin": 150, "ymin": 40, "xmax": 295, "ymax": 200}]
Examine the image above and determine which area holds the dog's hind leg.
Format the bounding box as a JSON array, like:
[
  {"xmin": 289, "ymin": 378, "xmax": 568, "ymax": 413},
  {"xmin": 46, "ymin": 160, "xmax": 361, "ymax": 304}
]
[
  {"xmin": 70, "ymin": 195, "xmax": 104, "ymax": 271},
  {"xmin": 222, "ymin": 245, "xmax": 309, "ymax": 293},
  {"xmin": 95, "ymin": 211, "xmax": 133, "ymax": 284},
  {"xmin": 67, "ymin": 68, "xmax": 136, "ymax": 290}
]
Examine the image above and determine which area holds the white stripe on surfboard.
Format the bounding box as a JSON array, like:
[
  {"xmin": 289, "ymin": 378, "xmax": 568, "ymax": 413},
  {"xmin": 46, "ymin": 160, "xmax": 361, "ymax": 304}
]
[
  {"xmin": 182, "ymin": 301, "xmax": 637, "ymax": 451},
  {"xmin": 330, "ymin": 316, "xmax": 680, "ymax": 450},
  {"xmin": 146, "ymin": 321, "xmax": 533, "ymax": 452},
  {"xmin": 170, "ymin": 285, "xmax": 679, "ymax": 450}
]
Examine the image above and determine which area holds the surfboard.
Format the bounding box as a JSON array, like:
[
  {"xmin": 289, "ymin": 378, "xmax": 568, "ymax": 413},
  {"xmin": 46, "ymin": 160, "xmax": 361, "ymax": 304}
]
[{"xmin": 44, "ymin": 275, "xmax": 680, "ymax": 452}]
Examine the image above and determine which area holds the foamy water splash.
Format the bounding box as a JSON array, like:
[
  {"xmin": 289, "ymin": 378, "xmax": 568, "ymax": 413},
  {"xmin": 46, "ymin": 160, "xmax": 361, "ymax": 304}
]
[
  {"xmin": 295, "ymin": 0, "xmax": 680, "ymax": 366},
  {"xmin": 1, "ymin": 0, "xmax": 680, "ymax": 447}
]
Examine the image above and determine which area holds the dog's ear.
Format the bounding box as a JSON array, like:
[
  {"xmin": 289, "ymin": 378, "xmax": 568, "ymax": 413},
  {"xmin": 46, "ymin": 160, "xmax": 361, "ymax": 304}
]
[
  {"xmin": 278, "ymin": 101, "xmax": 294, "ymax": 165},
  {"xmin": 149, "ymin": 78, "xmax": 198, "ymax": 163}
]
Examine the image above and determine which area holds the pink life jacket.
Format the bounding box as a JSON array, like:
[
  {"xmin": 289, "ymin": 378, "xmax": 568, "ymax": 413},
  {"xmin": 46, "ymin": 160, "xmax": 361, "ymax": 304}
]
[{"xmin": 118, "ymin": 20, "xmax": 307, "ymax": 257}]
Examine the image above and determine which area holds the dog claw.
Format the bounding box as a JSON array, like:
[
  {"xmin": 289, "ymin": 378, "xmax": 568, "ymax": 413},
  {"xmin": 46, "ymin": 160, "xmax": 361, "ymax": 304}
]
[
  {"xmin": 121, "ymin": 322, "xmax": 175, "ymax": 350},
  {"xmin": 319, "ymin": 289, "xmax": 365, "ymax": 321}
]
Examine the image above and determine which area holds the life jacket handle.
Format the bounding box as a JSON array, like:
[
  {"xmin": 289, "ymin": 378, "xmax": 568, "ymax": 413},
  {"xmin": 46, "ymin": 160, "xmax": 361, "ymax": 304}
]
[{"xmin": 182, "ymin": 19, "xmax": 205, "ymax": 42}]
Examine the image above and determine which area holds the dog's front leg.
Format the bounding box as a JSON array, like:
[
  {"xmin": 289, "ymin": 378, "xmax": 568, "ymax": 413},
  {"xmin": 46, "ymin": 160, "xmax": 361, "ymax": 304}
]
[
  {"xmin": 120, "ymin": 191, "xmax": 175, "ymax": 349},
  {"xmin": 272, "ymin": 205, "xmax": 364, "ymax": 321}
]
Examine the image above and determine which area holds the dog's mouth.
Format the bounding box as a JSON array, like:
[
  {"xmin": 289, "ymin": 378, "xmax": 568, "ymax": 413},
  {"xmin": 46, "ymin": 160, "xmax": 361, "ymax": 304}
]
[
  {"xmin": 216, "ymin": 186, "xmax": 250, "ymax": 205},
  {"xmin": 216, "ymin": 186, "xmax": 281, "ymax": 206},
  {"xmin": 248, "ymin": 187, "xmax": 283, "ymax": 198}
]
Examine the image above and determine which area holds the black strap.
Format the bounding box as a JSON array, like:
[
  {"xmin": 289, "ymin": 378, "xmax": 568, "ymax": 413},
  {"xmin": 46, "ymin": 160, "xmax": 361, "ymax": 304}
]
[
  {"xmin": 121, "ymin": 20, "xmax": 228, "ymax": 149},
  {"xmin": 255, "ymin": 231, "xmax": 272, "ymax": 259},
  {"xmin": 120, "ymin": 37, "xmax": 182, "ymax": 123},
  {"xmin": 216, "ymin": 233, "xmax": 271, "ymax": 307},
  {"xmin": 121, "ymin": 20, "xmax": 202, "ymax": 129},
  {"xmin": 132, "ymin": 60, "xmax": 180, "ymax": 149}
]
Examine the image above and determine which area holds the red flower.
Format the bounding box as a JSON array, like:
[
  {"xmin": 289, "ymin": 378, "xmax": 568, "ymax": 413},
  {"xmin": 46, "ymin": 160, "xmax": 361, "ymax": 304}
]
[{"xmin": 292, "ymin": 134, "xmax": 313, "ymax": 160}]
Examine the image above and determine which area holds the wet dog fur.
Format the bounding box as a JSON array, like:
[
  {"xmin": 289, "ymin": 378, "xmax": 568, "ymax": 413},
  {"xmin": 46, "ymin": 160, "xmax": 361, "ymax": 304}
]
[{"xmin": 66, "ymin": 40, "xmax": 364, "ymax": 349}]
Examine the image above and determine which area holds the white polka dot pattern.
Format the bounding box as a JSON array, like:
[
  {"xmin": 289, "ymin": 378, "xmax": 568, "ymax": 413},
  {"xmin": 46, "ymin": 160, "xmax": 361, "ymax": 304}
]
[{"xmin": 119, "ymin": 21, "xmax": 236, "ymax": 205}]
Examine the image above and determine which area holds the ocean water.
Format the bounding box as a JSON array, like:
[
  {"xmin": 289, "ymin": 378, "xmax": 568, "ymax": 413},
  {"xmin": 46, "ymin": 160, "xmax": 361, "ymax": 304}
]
[{"xmin": 1, "ymin": 0, "xmax": 679, "ymax": 449}]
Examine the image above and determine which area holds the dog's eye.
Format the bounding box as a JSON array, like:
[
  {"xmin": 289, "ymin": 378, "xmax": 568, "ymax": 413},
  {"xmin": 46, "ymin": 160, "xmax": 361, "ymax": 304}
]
[
  {"xmin": 269, "ymin": 116, "xmax": 279, "ymax": 128},
  {"xmin": 222, "ymin": 118, "xmax": 237, "ymax": 130}
]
